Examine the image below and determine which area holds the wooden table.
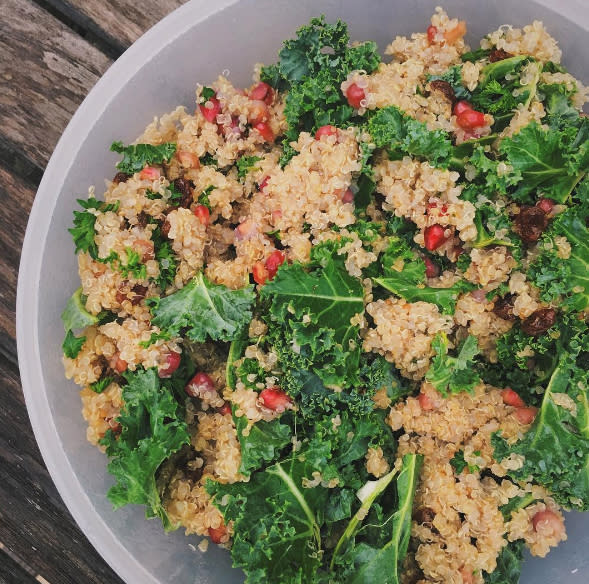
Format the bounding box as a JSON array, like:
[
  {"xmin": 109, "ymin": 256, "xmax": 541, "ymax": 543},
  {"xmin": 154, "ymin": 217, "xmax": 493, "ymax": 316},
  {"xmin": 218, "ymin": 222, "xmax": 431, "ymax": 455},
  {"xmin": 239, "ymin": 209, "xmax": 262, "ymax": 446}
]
[{"xmin": 0, "ymin": 2, "xmax": 188, "ymax": 582}]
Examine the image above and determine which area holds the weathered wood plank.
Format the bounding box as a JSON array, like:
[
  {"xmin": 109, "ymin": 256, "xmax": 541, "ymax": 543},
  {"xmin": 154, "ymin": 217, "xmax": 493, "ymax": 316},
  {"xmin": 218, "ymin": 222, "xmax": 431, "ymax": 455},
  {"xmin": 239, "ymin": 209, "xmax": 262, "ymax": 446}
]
[
  {"xmin": 44, "ymin": 0, "xmax": 188, "ymax": 52},
  {"xmin": 0, "ymin": 0, "xmax": 112, "ymax": 170},
  {"xmin": 0, "ymin": 356, "xmax": 124, "ymax": 584},
  {"xmin": 0, "ymin": 544, "xmax": 38, "ymax": 584},
  {"xmin": 0, "ymin": 162, "xmax": 37, "ymax": 363}
]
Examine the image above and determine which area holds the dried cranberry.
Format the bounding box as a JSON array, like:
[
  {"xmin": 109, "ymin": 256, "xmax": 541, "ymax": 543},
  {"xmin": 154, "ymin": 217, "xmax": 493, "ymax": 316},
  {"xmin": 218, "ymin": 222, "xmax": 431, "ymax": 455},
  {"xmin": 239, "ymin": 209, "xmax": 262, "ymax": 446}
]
[
  {"xmin": 521, "ymin": 308, "xmax": 557, "ymax": 336},
  {"xmin": 492, "ymin": 294, "xmax": 517, "ymax": 321},
  {"xmin": 514, "ymin": 206, "xmax": 550, "ymax": 243}
]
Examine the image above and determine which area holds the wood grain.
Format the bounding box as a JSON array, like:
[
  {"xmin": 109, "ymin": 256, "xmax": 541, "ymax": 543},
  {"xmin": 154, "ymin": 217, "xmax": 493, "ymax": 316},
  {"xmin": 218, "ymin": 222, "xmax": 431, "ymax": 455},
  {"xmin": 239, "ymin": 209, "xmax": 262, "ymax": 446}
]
[
  {"xmin": 0, "ymin": 356, "xmax": 124, "ymax": 584},
  {"xmin": 44, "ymin": 0, "xmax": 188, "ymax": 52},
  {"xmin": 0, "ymin": 0, "xmax": 112, "ymax": 170},
  {"xmin": 0, "ymin": 162, "xmax": 36, "ymax": 363}
]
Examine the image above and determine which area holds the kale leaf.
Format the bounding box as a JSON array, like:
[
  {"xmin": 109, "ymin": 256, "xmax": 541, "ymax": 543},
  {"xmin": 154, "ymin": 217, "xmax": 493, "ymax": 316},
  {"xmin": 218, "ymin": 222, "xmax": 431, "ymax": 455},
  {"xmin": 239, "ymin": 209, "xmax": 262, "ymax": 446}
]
[
  {"xmin": 101, "ymin": 368, "xmax": 190, "ymax": 529},
  {"xmin": 148, "ymin": 273, "xmax": 255, "ymax": 343},
  {"xmin": 236, "ymin": 155, "xmax": 262, "ymax": 181},
  {"xmin": 62, "ymin": 329, "xmax": 86, "ymax": 359},
  {"xmin": 69, "ymin": 198, "xmax": 119, "ymax": 259},
  {"xmin": 426, "ymin": 65, "xmax": 472, "ymax": 100},
  {"xmin": 61, "ymin": 287, "xmax": 98, "ymax": 332},
  {"xmin": 110, "ymin": 141, "xmax": 177, "ymax": 174},
  {"xmin": 483, "ymin": 540, "xmax": 525, "ymax": 584},
  {"xmin": 425, "ymin": 334, "xmax": 481, "ymax": 396}
]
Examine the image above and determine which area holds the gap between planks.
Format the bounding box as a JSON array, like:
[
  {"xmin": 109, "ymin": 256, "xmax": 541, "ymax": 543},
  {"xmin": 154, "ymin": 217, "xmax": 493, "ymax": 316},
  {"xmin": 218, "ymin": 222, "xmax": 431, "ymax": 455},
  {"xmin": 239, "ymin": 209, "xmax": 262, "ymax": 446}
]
[{"xmin": 0, "ymin": 541, "xmax": 52, "ymax": 584}]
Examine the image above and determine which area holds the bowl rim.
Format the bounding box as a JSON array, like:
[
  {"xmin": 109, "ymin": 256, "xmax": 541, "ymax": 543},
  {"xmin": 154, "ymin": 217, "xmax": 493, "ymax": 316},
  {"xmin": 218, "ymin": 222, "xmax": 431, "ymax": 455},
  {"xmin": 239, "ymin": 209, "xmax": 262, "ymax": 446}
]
[
  {"xmin": 15, "ymin": 0, "xmax": 589, "ymax": 582},
  {"xmin": 16, "ymin": 1, "xmax": 239, "ymax": 582}
]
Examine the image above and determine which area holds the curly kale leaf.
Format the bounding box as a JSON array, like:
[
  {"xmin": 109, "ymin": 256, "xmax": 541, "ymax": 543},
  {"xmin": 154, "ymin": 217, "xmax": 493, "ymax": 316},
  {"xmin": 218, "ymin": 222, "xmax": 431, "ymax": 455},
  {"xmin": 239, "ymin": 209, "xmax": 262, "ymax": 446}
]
[
  {"xmin": 110, "ymin": 141, "xmax": 177, "ymax": 174},
  {"xmin": 492, "ymin": 323, "xmax": 589, "ymax": 510},
  {"xmin": 101, "ymin": 368, "xmax": 190, "ymax": 529},
  {"xmin": 373, "ymin": 237, "xmax": 474, "ymax": 315},
  {"xmin": 540, "ymin": 82, "xmax": 580, "ymax": 130},
  {"xmin": 528, "ymin": 206, "xmax": 589, "ymax": 311},
  {"xmin": 69, "ymin": 197, "xmax": 119, "ymax": 259},
  {"xmin": 483, "ymin": 540, "xmax": 525, "ymax": 584},
  {"xmin": 207, "ymin": 453, "xmax": 328, "ymax": 584},
  {"xmin": 367, "ymin": 106, "xmax": 453, "ymax": 165},
  {"xmin": 148, "ymin": 273, "xmax": 254, "ymax": 343},
  {"xmin": 236, "ymin": 155, "xmax": 262, "ymax": 181},
  {"xmin": 62, "ymin": 329, "xmax": 86, "ymax": 359},
  {"xmin": 425, "ymin": 333, "xmax": 481, "ymax": 397}
]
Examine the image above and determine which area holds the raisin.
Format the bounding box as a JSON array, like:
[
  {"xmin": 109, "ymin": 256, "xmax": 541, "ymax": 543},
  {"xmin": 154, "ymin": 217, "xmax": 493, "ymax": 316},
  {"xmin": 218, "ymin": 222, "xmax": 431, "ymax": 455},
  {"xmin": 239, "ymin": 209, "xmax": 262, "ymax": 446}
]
[
  {"xmin": 413, "ymin": 507, "xmax": 438, "ymax": 533},
  {"xmin": 112, "ymin": 172, "xmax": 131, "ymax": 184},
  {"xmin": 489, "ymin": 49, "xmax": 513, "ymax": 62},
  {"xmin": 493, "ymin": 294, "xmax": 517, "ymax": 321},
  {"xmin": 161, "ymin": 218, "xmax": 171, "ymax": 239},
  {"xmin": 130, "ymin": 284, "xmax": 148, "ymax": 305},
  {"xmin": 429, "ymin": 79, "xmax": 456, "ymax": 104},
  {"xmin": 521, "ymin": 308, "xmax": 557, "ymax": 336},
  {"xmin": 514, "ymin": 205, "xmax": 549, "ymax": 243},
  {"xmin": 173, "ymin": 178, "xmax": 194, "ymax": 209},
  {"xmin": 137, "ymin": 211, "xmax": 149, "ymax": 228}
]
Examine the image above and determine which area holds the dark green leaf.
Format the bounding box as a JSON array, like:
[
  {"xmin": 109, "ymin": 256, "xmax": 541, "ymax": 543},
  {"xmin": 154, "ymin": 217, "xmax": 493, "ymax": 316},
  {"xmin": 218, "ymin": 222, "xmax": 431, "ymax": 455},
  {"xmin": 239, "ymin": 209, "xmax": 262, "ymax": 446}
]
[
  {"xmin": 110, "ymin": 141, "xmax": 177, "ymax": 175},
  {"xmin": 62, "ymin": 329, "xmax": 86, "ymax": 358}
]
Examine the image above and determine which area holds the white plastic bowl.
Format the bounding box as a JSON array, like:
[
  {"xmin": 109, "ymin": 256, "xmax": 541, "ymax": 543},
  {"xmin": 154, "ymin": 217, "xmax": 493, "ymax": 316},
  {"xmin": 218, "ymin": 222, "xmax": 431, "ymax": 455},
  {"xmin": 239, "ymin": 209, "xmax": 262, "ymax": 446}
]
[{"xmin": 17, "ymin": 0, "xmax": 589, "ymax": 582}]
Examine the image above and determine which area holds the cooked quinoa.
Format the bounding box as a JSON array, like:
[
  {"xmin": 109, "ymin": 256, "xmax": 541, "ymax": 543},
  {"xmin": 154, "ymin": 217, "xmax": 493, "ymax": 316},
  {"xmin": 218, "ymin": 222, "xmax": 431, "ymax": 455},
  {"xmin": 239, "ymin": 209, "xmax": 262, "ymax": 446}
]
[{"xmin": 62, "ymin": 8, "xmax": 589, "ymax": 584}]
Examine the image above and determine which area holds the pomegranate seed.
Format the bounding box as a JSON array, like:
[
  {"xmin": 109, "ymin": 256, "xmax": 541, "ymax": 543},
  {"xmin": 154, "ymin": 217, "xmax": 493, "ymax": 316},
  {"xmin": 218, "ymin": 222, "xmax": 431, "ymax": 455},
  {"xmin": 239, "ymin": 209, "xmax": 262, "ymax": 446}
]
[
  {"xmin": 418, "ymin": 392, "xmax": 435, "ymax": 411},
  {"xmin": 532, "ymin": 509, "xmax": 564, "ymax": 535},
  {"xmin": 514, "ymin": 406, "xmax": 537, "ymax": 425},
  {"xmin": 315, "ymin": 125, "xmax": 337, "ymax": 140},
  {"xmin": 252, "ymin": 261, "xmax": 269, "ymax": 285},
  {"xmin": 199, "ymin": 96, "xmax": 221, "ymax": 123},
  {"xmin": 258, "ymin": 176, "xmax": 270, "ymax": 192},
  {"xmin": 177, "ymin": 150, "xmax": 200, "ymax": 169},
  {"xmin": 341, "ymin": 188, "xmax": 355, "ymax": 204},
  {"xmin": 185, "ymin": 372, "xmax": 215, "ymax": 397},
  {"xmin": 139, "ymin": 166, "xmax": 160, "ymax": 181},
  {"xmin": 453, "ymin": 100, "xmax": 472, "ymax": 116},
  {"xmin": 218, "ymin": 402, "xmax": 232, "ymax": 416},
  {"xmin": 458, "ymin": 567, "xmax": 474, "ymax": 584},
  {"xmin": 159, "ymin": 352, "xmax": 181, "ymax": 378},
  {"xmin": 265, "ymin": 250, "xmax": 286, "ymax": 279},
  {"xmin": 253, "ymin": 121, "xmax": 274, "ymax": 142},
  {"xmin": 457, "ymin": 109, "xmax": 486, "ymax": 129},
  {"xmin": 248, "ymin": 100, "xmax": 270, "ymax": 125},
  {"xmin": 345, "ymin": 83, "xmax": 366, "ymax": 109},
  {"xmin": 249, "ymin": 82, "xmax": 274, "ymax": 105},
  {"xmin": 424, "ymin": 257, "xmax": 440, "ymax": 278},
  {"xmin": 536, "ymin": 198, "xmax": 555, "ymax": 214},
  {"xmin": 424, "ymin": 224, "xmax": 447, "ymax": 251},
  {"xmin": 193, "ymin": 204, "xmax": 210, "ymax": 226},
  {"xmin": 501, "ymin": 388, "xmax": 525, "ymax": 408},
  {"xmin": 208, "ymin": 524, "xmax": 227, "ymax": 544},
  {"xmin": 259, "ymin": 387, "xmax": 293, "ymax": 412},
  {"xmin": 427, "ymin": 25, "xmax": 438, "ymax": 44},
  {"xmin": 271, "ymin": 209, "xmax": 282, "ymax": 223},
  {"xmin": 222, "ymin": 116, "xmax": 242, "ymax": 138}
]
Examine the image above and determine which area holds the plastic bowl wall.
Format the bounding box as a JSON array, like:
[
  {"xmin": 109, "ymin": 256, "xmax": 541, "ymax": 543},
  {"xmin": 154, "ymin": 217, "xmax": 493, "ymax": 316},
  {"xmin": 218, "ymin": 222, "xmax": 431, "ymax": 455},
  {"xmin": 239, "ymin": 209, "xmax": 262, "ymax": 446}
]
[{"xmin": 16, "ymin": 0, "xmax": 589, "ymax": 582}]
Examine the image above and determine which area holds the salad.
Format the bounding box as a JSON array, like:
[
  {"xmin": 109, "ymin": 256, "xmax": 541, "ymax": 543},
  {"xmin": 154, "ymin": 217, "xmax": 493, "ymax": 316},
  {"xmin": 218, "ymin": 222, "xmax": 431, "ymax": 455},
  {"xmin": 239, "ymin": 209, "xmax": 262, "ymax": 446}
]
[{"xmin": 62, "ymin": 8, "xmax": 589, "ymax": 583}]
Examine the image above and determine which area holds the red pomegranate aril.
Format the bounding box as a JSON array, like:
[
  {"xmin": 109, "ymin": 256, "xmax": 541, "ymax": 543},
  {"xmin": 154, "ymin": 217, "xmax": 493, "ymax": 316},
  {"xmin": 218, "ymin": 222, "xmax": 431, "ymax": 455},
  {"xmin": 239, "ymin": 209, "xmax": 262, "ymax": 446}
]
[
  {"xmin": 457, "ymin": 109, "xmax": 486, "ymax": 129},
  {"xmin": 315, "ymin": 125, "xmax": 337, "ymax": 140},
  {"xmin": 139, "ymin": 166, "xmax": 160, "ymax": 181},
  {"xmin": 341, "ymin": 188, "xmax": 355, "ymax": 204},
  {"xmin": 208, "ymin": 524, "xmax": 227, "ymax": 544},
  {"xmin": 177, "ymin": 150, "xmax": 200, "ymax": 169},
  {"xmin": 501, "ymin": 388, "xmax": 526, "ymax": 408},
  {"xmin": 453, "ymin": 100, "xmax": 472, "ymax": 116},
  {"xmin": 259, "ymin": 387, "xmax": 293, "ymax": 412},
  {"xmin": 424, "ymin": 257, "xmax": 440, "ymax": 278},
  {"xmin": 536, "ymin": 198, "xmax": 555, "ymax": 214},
  {"xmin": 159, "ymin": 352, "xmax": 181, "ymax": 378},
  {"xmin": 424, "ymin": 224, "xmax": 447, "ymax": 251},
  {"xmin": 193, "ymin": 204, "xmax": 210, "ymax": 226},
  {"xmin": 253, "ymin": 121, "xmax": 274, "ymax": 142},
  {"xmin": 252, "ymin": 261, "xmax": 269, "ymax": 285},
  {"xmin": 249, "ymin": 81, "xmax": 274, "ymax": 105},
  {"xmin": 185, "ymin": 372, "xmax": 215, "ymax": 397},
  {"xmin": 459, "ymin": 567, "xmax": 474, "ymax": 584},
  {"xmin": 258, "ymin": 176, "xmax": 270, "ymax": 192},
  {"xmin": 346, "ymin": 83, "xmax": 366, "ymax": 109},
  {"xmin": 427, "ymin": 25, "xmax": 438, "ymax": 44},
  {"xmin": 222, "ymin": 116, "xmax": 242, "ymax": 138},
  {"xmin": 418, "ymin": 392, "xmax": 435, "ymax": 411},
  {"xmin": 113, "ymin": 355, "xmax": 128, "ymax": 374},
  {"xmin": 514, "ymin": 406, "xmax": 537, "ymax": 425},
  {"xmin": 218, "ymin": 402, "xmax": 232, "ymax": 416},
  {"xmin": 199, "ymin": 96, "xmax": 221, "ymax": 123},
  {"xmin": 248, "ymin": 100, "xmax": 269, "ymax": 125},
  {"xmin": 532, "ymin": 509, "xmax": 564, "ymax": 535},
  {"xmin": 265, "ymin": 250, "xmax": 286, "ymax": 279},
  {"xmin": 235, "ymin": 219, "xmax": 257, "ymax": 241}
]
